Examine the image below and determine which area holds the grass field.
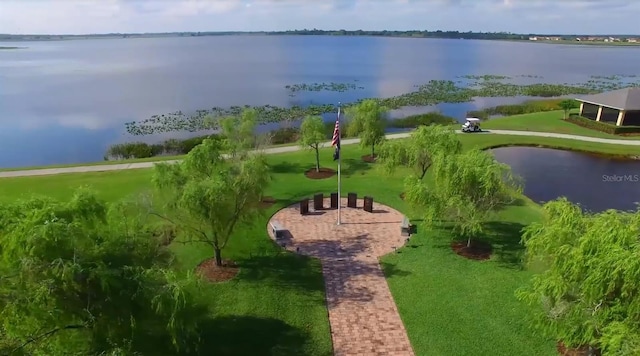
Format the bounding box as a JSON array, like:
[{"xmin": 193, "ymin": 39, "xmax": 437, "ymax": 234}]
[
  {"xmin": 0, "ymin": 134, "xmax": 640, "ymax": 355},
  {"xmin": 1, "ymin": 134, "xmax": 637, "ymax": 355},
  {"xmin": 482, "ymin": 110, "xmax": 640, "ymax": 140}
]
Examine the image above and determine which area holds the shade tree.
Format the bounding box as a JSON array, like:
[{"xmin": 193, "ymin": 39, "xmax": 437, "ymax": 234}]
[
  {"xmin": 298, "ymin": 115, "xmax": 327, "ymax": 172},
  {"xmin": 405, "ymin": 148, "xmax": 521, "ymax": 247},
  {"xmin": 516, "ymin": 198, "xmax": 640, "ymax": 355},
  {"xmin": 377, "ymin": 124, "xmax": 461, "ymax": 180},
  {"xmin": 346, "ymin": 99, "xmax": 387, "ymax": 158},
  {"xmin": 152, "ymin": 137, "xmax": 270, "ymax": 267},
  {"xmin": 559, "ymin": 99, "xmax": 579, "ymax": 119},
  {"xmin": 0, "ymin": 190, "xmax": 202, "ymax": 355}
]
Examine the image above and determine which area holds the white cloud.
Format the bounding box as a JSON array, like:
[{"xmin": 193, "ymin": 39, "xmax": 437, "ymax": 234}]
[{"xmin": 0, "ymin": 0, "xmax": 637, "ymax": 35}]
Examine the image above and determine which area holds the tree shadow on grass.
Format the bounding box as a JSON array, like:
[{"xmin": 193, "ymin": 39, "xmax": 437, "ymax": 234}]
[
  {"xmin": 341, "ymin": 158, "xmax": 372, "ymax": 177},
  {"xmin": 429, "ymin": 221, "xmax": 526, "ymax": 269},
  {"xmin": 237, "ymin": 250, "xmax": 326, "ymax": 298},
  {"xmin": 494, "ymin": 197, "xmax": 527, "ymax": 212},
  {"xmin": 480, "ymin": 221, "xmax": 527, "ymax": 270},
  {"xmin": 269, "ymin": 161, "xmax": 304, "ymax": 174},
  {"xmin": 240, "ymin": 233, "xmax": 411, "ymax": 306},
  {"xmin": 192, "ymin": 316, "xmax": 310, "ymax": 356}
]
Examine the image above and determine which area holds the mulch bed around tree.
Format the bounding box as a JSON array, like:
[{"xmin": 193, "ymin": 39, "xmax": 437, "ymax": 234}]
[
  {"xmin": 361, "ymin": 154, "xmax": 377, "ymax": 163},
  {"xmin": 304, "ymin": 167, "xmax": 336, "ymax": 179},
  {"xmin": 451, "ymin": 240, "xmax": 493, "ymax": 261},
  {"xmin": 258, "ymin": 196, "xmax": 277, "ymax": 209},
  {"xmin": 196, "ymin": 258, "xmax": 240, "ymax": 282},
  {"xmin": 557, "ymin": 342, "xmax": 601, "ymax": 356}
]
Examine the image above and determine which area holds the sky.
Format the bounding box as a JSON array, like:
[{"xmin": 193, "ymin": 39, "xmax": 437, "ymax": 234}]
[{"xmin": 0, "ymin": 0, "xmax": 637, "ymax": 35}]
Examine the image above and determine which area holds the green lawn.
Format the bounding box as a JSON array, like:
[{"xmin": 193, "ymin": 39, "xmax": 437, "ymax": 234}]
[
  {"xmin": 0, "ymin": 134, "xmax": 635, "ymax": 355},
  {"xmin": 482, "ymin": 110, "xmax": 640, "ymax": 140}
]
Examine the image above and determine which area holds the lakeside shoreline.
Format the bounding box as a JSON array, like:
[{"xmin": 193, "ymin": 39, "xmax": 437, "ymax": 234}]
[{"xmin": 2, "ymin": 129, "xmax": 640, "ymax": 177}]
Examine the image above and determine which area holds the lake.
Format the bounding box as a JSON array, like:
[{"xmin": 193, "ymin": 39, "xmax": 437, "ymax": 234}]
[
  {"xmin": 1, "ymin": 35, "xmax": 640, "ymax": 167},
  {"xmin": 491, "ymin": 147, "xmax": 640, "ymax": 212}
]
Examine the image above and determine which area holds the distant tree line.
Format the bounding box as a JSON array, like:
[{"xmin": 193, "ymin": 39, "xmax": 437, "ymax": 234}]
[{"xmin": 1, "ymin": 30, "xmax": 636, "ymax": 42}]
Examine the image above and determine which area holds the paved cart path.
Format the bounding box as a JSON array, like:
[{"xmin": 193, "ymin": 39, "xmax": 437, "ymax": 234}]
[
  {"xmin": 1, "ymin": 130, "xmax": 639, "ymax": 178},
  {"xmin": 268, "ymin": 198, "xmax": 415, "ymax": 356}
]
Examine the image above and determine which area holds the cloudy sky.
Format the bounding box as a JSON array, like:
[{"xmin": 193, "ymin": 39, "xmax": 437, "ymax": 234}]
[{"xmin": 0, "ymin": 0, "xmax": 637, "ymax": 35}]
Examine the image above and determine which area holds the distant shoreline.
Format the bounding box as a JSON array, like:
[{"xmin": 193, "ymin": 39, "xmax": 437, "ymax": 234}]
[
  {"xmin": 0, "ymin": 46, "xmax": 24, "ymax": 50},
  {"xmin": 1, "ymin": 30, "xmax": 639, "ymax": 47}
]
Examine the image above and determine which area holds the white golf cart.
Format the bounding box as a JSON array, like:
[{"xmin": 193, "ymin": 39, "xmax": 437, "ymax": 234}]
[{"xmin": 461, "ymin": 118, "xmax": 482, "ymax": 133}]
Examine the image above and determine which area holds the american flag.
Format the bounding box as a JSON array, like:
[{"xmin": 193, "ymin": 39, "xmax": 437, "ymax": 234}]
[
  {"xmin": 331, "ymin": 107, "xmax": 341, "ymax": 147},
  {"xmin": 331, "ymin": 106, "xmax": 341, "ymax": 161}
]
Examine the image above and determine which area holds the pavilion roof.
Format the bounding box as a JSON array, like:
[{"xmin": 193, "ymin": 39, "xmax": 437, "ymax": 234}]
[{"xmin": 576, "ymin": 87, "xmax": 640, "ymax": 111}]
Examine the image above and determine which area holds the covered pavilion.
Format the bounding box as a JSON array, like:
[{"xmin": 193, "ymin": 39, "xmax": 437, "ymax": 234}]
[{"xmin": 576, "ymin": 87, "xmax": 640, "ymax": 126}]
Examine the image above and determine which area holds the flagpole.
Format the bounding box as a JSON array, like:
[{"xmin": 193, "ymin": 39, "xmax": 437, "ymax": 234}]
[{"xmin": 337, "ymin": 102, "xmax": 342, "ymax": 226}]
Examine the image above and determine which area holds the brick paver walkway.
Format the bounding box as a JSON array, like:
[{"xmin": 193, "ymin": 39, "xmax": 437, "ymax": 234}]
[{"xmin": 267, "ymin": 198, "xmax": 415, "ymax": 356}]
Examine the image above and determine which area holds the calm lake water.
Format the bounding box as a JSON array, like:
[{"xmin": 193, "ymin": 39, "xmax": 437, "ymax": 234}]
[
  {"xmin": 1, "ymin": 36, "xmax": 640, "ymax": 167},
  {"xmin": 491, "ymin": 147, "xmax": 640, "ymax": 212}
]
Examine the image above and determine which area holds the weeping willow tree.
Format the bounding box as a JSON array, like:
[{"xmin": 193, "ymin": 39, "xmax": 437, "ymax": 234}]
[
  {"xmin": 346, "ymin": 99, "xmax": 387, "ymax": 158},
  {"xmin": 405, "ymin": 148, "xmax": 521, "ymax": 247},
  {"xmin": 516, "ymin": 198, "xmax": 640, "ymax": 355},
  {"xmin": 377, "ymin": 124, "xmax": 461, "ymax": 180},
  {"xmin": 153, "ymin": 137, "xmax": 271, "ymax": 267},
  {"xmin": 216, "ymin": 108, "xmax": 270, "ymax": 159},
  {"xmin": 0, "ymin": 190, "xmax": 203, "ymax": 355}
]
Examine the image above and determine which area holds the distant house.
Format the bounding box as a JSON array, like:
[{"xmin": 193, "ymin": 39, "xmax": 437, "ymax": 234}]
[
  {"xmin": 575, "ymin": 87, "xmax": 640, "ymax": 126},
  {"xmin": 529, "ymin": 37, "xmax": 538, "ymax": 41},
  {"xmin": 628, "ymin": 38, "xmax": 638, "ymax": 43},
  {"xmin": 549, "ymin": 37, "xmax": 561, "ymax": 41}
]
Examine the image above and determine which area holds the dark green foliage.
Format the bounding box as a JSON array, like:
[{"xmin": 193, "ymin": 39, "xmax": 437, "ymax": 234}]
[
  {"xmin": 517, "ymin": 198, "xmax": 640, "ymax": 354},
  {"xmin": 405, "ymin": 148, "xmax": 521, "ymax": 247},
  {"xmin": 565, "ymin": 115, "xmax": 640, "ymax": 135},
  {"xmin": 558, "ymin": 99, "xmax": 580, "ymax": 119},
  {"xmin": 472, "ymin": 99, "xmax": 567, "ymax": 119},
  {"xmin": 106, "ymin": 135, "xmax": 220, "ymax": 159},
  {"xmin": 0, "ymin": 190, "xmax": 202, "ymax": 355}
]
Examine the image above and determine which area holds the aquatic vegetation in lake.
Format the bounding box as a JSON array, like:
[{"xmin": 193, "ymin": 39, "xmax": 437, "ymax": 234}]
[
  {"xmin": 458, "ymin": 74, "xmax": 511, "ymax": 81},
  {"xmin": 285, "ymin": 81, "xmax": 365, "ymax": 95},
  {"xmin": 124, "ymin": 77, "xmax": 640, "ymax": 136}
]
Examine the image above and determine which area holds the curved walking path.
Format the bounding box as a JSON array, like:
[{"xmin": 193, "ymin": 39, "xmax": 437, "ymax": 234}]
[
  {"xmin": 268, "ymin": 198, "xmax": 414, "ymax": 356},
  {"xmin": 1, "ymin": 130, "xmax": 639, "ymax": 178}
]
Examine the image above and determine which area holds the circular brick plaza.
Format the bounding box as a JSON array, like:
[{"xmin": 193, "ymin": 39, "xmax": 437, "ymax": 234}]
[{"xmin": 267, "ymin": 197, "xmax": 415, "ymax": 356}]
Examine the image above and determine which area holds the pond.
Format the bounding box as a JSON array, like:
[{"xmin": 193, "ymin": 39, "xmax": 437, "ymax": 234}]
[{"xmin": 490, "ymin": 147, "xmax": 640, "ymax": 212}]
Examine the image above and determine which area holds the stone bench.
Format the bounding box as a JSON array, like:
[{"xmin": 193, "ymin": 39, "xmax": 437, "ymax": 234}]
[
  {"xmin": 401, "ymin": 216, "xmax": 412, "ymax": 237},
  {"xmin": 270, "ymin": 220, "xmax": 286, "ymax": 239}
]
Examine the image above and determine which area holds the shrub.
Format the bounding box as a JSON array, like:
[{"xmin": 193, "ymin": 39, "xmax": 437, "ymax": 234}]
[
  {"xmin": 388, "ymin": 112, "xmax": 456, "ymax": 129},
  {"xmin": 615, "ymin": 126, "xmax": 640, "ymax": 135},
  {"xmin": 565, "ymin": 115, "xmax": 616, "ymax": 134},
  {"xmin": 485, "ymin": 99, "xmax": 564, "ymax": 116},
  {"xmin": 270, "ymin": 127, "xmax": 300, "ymax": 144},
  {"xmin": 106, "ymin": 142, "xmax": 155, "ymax": 159}
]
